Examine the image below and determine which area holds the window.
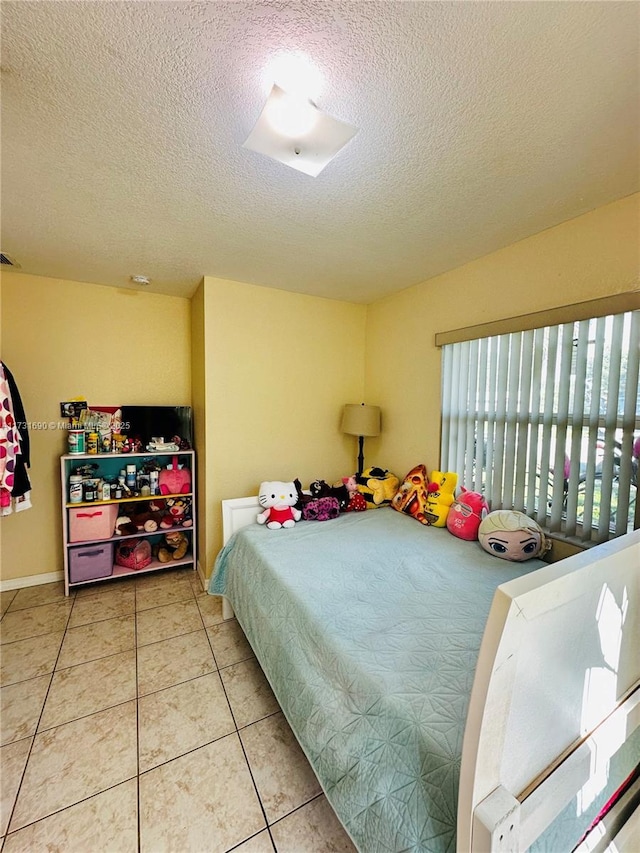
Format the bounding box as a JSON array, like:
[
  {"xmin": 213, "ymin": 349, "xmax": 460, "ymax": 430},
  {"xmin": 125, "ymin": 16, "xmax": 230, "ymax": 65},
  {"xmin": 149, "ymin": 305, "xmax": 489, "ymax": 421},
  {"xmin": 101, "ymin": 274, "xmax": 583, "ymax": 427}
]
[{"xmin": 440, "ymin": 310, "xmax": 639, "ymax": 545}]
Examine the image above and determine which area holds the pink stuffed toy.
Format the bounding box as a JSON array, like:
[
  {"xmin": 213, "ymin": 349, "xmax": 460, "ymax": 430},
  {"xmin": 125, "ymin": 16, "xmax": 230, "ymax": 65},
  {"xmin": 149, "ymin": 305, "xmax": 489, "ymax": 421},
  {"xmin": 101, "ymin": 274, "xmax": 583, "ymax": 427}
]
[
  {"xmin": 340, "ymin": 475, "xmax": 367, "ymax": 511},
  {"xmin": 446, "ymin": 487, "xmax": 489, "ymax": 541}
]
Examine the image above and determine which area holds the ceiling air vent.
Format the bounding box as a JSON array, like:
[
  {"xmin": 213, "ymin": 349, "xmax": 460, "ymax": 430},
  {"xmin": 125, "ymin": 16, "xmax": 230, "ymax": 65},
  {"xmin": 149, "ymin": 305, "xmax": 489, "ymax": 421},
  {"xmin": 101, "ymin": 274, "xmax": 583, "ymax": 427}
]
[{"xmin": 0, "ymin": 253, "xmax": 20, "ymax": 267}]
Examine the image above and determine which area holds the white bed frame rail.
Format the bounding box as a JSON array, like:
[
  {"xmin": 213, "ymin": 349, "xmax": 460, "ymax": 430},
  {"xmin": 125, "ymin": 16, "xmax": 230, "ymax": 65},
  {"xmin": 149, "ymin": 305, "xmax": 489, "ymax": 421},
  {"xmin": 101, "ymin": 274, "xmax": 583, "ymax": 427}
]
[
  {"xmin": 220, "ymin": 496, "xmax": 260, "ymax": 619},
  {"xmin": 459, "ymin": 528, "xmax": 640, "ymax": 852},
  {"xmin": 218, "ymin": 498, "xmax": 640, "ymax": 852}
]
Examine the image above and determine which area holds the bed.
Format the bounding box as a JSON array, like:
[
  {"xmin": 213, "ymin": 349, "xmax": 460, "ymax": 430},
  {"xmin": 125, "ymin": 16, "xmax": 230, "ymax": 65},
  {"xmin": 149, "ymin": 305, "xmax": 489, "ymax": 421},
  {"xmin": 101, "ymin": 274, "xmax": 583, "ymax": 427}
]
[{"xmin": 208, "ymin": 500, "xmax": 640, "ymax": 852}]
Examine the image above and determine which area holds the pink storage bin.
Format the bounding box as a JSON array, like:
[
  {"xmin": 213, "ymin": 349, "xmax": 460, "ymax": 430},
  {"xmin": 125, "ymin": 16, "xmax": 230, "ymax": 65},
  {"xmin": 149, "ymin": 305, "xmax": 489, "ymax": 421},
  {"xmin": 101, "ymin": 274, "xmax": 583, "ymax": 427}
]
[
  {"xmin": 69, "ymin": 542, "xmax": 114, "ymax": 583},
  {"xmin": 69, "ymin": 504, "xmax": 118, "ymax": 542}
]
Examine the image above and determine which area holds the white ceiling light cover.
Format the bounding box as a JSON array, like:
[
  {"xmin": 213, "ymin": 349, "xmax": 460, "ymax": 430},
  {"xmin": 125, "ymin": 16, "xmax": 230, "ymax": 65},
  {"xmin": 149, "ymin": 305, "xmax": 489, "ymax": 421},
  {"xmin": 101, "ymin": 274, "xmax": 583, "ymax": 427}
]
[{"xmin": 243, "ymin": 84, "xmax": 358, "ymax": 177}]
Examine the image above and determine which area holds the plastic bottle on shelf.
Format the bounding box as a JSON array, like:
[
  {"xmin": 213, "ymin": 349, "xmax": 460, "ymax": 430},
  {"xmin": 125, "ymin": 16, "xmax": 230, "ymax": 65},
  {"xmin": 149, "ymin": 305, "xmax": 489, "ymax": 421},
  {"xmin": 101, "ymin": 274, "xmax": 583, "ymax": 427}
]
[
  {"xmin": 69, "ymin": 475, "xmax": 83, "ymax": 503},
  {"xmin": 126, "ymin": 465, "xmax": 136, "ymax": 491}
]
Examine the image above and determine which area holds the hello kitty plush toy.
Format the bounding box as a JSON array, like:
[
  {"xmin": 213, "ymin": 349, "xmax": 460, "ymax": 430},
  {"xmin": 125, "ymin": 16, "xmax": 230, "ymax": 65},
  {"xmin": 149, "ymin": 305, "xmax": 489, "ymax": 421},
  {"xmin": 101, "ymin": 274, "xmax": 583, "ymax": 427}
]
[{"xmin": 257, "ymin": 481, "xmax": 302, "ymax": 529}]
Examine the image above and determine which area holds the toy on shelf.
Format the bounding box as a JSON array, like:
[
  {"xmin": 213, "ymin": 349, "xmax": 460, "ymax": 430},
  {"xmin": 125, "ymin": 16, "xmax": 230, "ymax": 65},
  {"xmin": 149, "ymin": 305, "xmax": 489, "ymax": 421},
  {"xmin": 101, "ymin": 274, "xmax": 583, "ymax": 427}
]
[
  {"xmin": 165, "ymin": 496, "xmax": 193, "ymax": 527},
  {"xmin": 157, "ymin": 530, "xmax": 189, "ymax": 562},
  {"xmin": 256, "ymin": 481, "xmax": 301, "ymax": 529},
  {"xmin": 159, "ymin": 457, "xmax": 191, "ymax": 495},
  {"xmin": 446, "ymin": 487, "xmax": 489, "ymax": 540},
  {"xmin": 478, "ymin": 510, "xmax": 550, "ymax": 561},
  {"xmin": 115, "ymin": 538, "xmax": 152, "ymax": 570}
]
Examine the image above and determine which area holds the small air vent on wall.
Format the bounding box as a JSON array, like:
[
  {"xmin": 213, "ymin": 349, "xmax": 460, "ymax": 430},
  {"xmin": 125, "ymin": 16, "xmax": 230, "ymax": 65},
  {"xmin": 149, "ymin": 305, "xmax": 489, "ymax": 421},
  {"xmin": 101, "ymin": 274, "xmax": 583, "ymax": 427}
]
[{"xmin": 0, "ymin": 253, "xmax": 20, "ymax": 267}]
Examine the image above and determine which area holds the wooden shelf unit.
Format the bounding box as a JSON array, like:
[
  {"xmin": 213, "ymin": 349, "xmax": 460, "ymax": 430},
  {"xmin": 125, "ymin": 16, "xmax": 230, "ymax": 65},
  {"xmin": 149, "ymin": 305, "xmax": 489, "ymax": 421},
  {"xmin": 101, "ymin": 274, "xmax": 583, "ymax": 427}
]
[{"xmin": 60, "ymin": 450, "xmax": 196, "ymax": 595}]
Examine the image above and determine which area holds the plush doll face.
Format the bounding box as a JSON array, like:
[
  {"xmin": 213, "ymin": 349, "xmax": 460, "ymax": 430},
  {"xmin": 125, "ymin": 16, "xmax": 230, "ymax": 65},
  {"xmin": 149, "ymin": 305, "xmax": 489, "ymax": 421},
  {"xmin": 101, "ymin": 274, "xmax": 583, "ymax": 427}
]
[
  {"xmin": 258, "ymin": 481, "xmax": 298, "ymax": 509},
  {"xmin": 166, "ymin": 496, "xmax": 191, "ymax": 523},
  {"xmin": 342, "ymin": 476, "xmax": 357, "ymax": 493},
  {"xmin": 478, "ymin": 510, "xmax": 548, "ymax": 561}
]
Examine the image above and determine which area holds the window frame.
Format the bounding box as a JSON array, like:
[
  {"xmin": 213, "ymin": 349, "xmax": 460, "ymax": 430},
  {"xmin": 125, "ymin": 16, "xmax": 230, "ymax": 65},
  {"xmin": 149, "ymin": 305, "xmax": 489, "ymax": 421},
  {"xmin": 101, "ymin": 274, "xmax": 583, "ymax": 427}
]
[{"xmin": 437, "ymin": 292, "xmax": 640, "ymax": 545}]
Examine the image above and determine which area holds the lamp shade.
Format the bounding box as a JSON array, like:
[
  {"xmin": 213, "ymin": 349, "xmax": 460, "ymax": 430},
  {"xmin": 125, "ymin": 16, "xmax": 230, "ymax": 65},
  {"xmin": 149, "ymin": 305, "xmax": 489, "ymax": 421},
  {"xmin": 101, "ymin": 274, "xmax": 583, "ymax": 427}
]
[{"xmin": 341, "ymin": 404, "xmax": 381, "ymax": 437}]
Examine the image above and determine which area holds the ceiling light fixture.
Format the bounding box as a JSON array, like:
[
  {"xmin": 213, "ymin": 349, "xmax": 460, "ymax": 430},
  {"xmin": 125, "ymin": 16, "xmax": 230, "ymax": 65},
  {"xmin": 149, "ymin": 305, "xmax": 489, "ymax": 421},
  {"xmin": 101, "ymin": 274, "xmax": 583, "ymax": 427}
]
[
  {"xmin": 264, "ymin": 51, "xmax": 323, "ymax": 102},
  {"xmin": 130, "ymin": 275, "xmax": 151, "ymax": 286},
  {"xmin": 243, "ymin": 83, "xmax": 358, "ymax": 178},
  {"xmin": 264, "ymin": 91, "xmax": 318, "ymax": 138}
]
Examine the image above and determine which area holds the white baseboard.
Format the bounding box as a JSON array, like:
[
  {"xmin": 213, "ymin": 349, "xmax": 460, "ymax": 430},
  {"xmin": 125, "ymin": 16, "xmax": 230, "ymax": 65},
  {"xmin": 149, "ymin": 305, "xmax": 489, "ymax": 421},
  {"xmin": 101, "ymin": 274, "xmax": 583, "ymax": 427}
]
[
  {"xmin": 1, "ymin": 570, "xmax": 64, "ymax": 592},
  {"xmin": 3, "ymin": 563, "xmax": 205, "ymax": 594}
]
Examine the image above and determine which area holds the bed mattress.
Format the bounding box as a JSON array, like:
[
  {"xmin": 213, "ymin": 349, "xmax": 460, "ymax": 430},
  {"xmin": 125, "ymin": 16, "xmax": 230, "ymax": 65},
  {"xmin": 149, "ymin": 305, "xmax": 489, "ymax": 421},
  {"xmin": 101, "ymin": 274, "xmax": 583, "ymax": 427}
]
[{"xmin": 209, "ymin": 508, "xmax": 544, "ymax": 852}]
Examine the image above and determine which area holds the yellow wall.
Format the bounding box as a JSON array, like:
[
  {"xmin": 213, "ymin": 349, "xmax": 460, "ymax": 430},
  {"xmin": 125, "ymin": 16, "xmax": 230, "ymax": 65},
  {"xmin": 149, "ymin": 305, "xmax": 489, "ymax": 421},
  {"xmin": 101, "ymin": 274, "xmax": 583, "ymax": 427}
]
[
  {"xmin": 200, "ymin": 276, "xmax": 367, "ymax": 572},
  {"xmin": 365, "ymin": 194, "xmax": 640, "ymax": 479},
  {"xmin": 2, "ymin": 194, "xmax": 637, "ymax": 585},
  {"xmin": 0, "ymin": 272, "xmax": 191, "ymax": 583},
  {"xmin": 190, "ymin": 281, "xmax": 208, "ymax": 579}
]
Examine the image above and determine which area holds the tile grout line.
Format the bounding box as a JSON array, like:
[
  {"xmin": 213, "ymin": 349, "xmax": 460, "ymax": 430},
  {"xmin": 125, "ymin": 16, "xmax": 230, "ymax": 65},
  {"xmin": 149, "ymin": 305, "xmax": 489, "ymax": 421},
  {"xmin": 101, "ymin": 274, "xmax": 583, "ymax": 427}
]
[
  {"xmin": 198, "ymin": 595, "xmax": 280, "ymax": 852},
  {"xmin": 2, "ymin": 588, "xmax": 77, "ymax": 839},
  {"xmin": 2, "ymin": 573, "xmax": 326, "ymax": 851},
  {"xmin": 3, "ymin": 574, "xmax": 203, "ymax": 847},
  {"xmin": 2, "ymin": 583, "xmax": 142, "ymax": 842}
]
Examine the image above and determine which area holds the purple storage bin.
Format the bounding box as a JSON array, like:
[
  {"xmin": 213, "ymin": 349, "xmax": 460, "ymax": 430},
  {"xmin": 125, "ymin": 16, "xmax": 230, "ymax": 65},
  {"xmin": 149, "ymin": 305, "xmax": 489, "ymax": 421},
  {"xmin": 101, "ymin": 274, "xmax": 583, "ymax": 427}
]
[{"xmin": 69, "ymin": 542, "xmax": 114, "ymax": 583}]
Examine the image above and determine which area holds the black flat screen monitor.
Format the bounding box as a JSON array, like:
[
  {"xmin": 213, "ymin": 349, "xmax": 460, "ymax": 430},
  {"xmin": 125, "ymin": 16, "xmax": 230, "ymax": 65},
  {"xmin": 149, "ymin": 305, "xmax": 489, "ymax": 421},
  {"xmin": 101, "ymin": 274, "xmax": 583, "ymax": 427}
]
[{"xmin": 120, "ymin": 406, "xmax": 193, "ymax": 449}]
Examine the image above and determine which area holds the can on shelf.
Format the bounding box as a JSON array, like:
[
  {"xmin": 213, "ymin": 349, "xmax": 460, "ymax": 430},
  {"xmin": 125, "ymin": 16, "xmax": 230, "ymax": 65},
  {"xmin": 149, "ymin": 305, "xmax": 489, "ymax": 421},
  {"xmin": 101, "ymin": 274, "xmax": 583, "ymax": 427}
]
[
  {"xmin": 68, "ymin": 429, "xmax": 85, "ymax": 454},
  {"xmin": 87, "ymin": 432, "xmax": 99, "ymax": 454}
]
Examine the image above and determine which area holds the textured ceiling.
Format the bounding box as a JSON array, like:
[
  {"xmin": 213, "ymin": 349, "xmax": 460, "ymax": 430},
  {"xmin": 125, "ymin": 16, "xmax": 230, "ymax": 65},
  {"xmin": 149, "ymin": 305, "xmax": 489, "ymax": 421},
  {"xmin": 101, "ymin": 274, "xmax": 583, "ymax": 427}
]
[{"xmin": 1, "ymin": 1, "xmax": 638, "ymax": 303}]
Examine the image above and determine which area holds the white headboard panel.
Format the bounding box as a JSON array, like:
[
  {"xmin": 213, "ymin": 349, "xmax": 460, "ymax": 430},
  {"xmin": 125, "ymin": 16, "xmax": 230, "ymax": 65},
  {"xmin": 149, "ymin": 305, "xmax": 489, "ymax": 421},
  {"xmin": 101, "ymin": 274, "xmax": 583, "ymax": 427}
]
[{"xmin": 222, "ymin": 496, "xmax": 260, "ymax": 544}]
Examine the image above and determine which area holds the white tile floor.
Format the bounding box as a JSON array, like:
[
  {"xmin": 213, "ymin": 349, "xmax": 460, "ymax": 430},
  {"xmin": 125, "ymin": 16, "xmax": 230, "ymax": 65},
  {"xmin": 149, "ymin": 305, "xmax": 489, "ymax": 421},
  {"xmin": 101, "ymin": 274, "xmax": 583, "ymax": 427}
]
[{"xmin": 0, "ymin": 568, "xmax": 357, "ymax": 852}]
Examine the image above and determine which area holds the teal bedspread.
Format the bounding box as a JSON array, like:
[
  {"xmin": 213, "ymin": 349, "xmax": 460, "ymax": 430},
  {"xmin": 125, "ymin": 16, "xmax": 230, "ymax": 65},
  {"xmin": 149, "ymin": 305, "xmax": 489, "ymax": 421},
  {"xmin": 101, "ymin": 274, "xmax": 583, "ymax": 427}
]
[{"xmin": 209, "ymin": 509, "xmax": 543, "ymax": 852}]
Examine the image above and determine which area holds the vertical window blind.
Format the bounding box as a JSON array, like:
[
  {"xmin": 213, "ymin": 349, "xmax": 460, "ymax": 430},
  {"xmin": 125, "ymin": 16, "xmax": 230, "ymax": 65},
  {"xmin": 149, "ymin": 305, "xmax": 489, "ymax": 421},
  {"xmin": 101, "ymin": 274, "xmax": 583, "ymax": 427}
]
[{"xmin": 440, "ymin": 310, "xmax": 639, "ymax": 545}]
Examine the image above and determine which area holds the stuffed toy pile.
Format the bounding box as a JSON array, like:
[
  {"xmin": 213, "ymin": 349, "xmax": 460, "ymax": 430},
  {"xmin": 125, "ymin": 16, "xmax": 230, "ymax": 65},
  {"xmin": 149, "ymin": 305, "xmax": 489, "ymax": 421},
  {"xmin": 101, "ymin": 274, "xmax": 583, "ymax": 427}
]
[
  {"xmin": 114, "ymin": 497, "xmax": 192, "ymax": 536},
  {"xmin": 258, "ymin": 468, "xmax": 404, "ymax": 526}
]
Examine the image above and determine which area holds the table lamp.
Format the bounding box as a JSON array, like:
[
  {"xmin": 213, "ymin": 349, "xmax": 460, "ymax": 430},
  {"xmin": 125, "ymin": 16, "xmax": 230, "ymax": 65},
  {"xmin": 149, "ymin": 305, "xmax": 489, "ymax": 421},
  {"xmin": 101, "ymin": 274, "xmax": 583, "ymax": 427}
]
[{"xmin": 341, "ymin": 403, "xmax": 381, "ymax": 476}]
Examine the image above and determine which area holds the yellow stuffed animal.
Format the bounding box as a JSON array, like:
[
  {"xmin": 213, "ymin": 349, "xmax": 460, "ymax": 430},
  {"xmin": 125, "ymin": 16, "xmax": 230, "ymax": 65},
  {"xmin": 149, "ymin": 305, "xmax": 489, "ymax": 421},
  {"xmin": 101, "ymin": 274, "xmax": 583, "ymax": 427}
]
[
  {"xmin": 356, "ymin": 467, "xmax": 400, "ymax": 509},
  {"xmin": 424, "ymin": 471, "xmax": 458, "ymax": 526}
]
